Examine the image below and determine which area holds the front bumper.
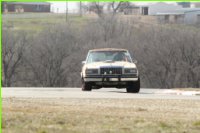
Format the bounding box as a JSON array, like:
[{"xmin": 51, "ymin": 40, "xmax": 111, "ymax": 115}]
[{"xmin": 84, "ymin": 75, "xmax": 138, "ymax": 82}]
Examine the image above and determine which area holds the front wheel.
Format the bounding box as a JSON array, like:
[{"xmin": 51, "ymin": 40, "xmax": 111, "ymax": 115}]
[
  {"xmin": 126, "ymin": 78, "xmax": 140, "ymax": 93},
  {"xmin": 82, "ymin": 80, "xmax": 92, "ymax": 91}
]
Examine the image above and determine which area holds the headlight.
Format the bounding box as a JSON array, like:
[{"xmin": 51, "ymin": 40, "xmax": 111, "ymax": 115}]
[
  {"xmin": 86, "ymin": 69, "xmax": 98, "ymax": 75},
  {"xmin": 124, "ymin": 68, "xmax": 137, "ymax": 74}
]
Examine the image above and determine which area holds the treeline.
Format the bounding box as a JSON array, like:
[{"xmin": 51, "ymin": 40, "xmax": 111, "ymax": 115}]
[{"xmin": 2, "ymin": 16, "xmax": 200, "ymax": 88}]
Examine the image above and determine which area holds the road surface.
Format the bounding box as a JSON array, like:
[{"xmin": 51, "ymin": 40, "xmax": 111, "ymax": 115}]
[{"xmin": 2, "ymin": 87, "xmax": 200, "ymax": 100}]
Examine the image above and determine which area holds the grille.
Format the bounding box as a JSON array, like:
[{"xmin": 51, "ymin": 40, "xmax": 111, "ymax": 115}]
[{"xmin": 100, "ymin": 67, "xmax": 122, "ymax": 75}]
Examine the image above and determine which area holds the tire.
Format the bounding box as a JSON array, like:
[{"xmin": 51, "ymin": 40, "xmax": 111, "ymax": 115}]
[
  {"xmin": 82, "ymin": 80, "xmax": 92, "ymax": 91},
  {"xmin": 126, "ymin": 78, "xmax": 140, "ymax": 93}
]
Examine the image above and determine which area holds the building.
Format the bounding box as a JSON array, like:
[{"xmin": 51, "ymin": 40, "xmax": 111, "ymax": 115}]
[
  {"xmin": 191, "ymin": 2, "xmax": 200, "ymax": 8},
  {"xmin": 156, "ymin": 13, "xmax": 184, "ymax": 24},
  {"xmin": 183, "ymin": 8, "xmax": 200, "ymax": 24},
  {"xmin": 123, "ymin": 6, "xmax": 140, "ymax": 15},
  {"xmin": 156, "ymin": 8, "xmax": 200, "ymax": 24},
  {"xmin": 177, "ymin": 2, "xmax": 191, "ymax": 8},
  {"xmin": 2, "ymin": 2, "xmax": 51, "ymax": 13},
  {"xmin": 140, "ymin": 3, "xmax": 182, "ymax": 15}
]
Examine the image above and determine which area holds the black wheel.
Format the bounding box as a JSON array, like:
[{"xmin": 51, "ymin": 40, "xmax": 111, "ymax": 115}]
[
  {"xmin": 126, "ymin": 78, "xmax": 140, "ymax": 93},
  {"xmin": 82, "ymin": 80, "xmax": 92, "ymax": 91}
]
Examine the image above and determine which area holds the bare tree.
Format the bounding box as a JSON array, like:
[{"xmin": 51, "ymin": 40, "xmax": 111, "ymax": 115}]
[
  {"xmin": 109, "ymin": 2, "xmax": 122, "ymax": 15},
  {"xmin": 2, "ymin": 30, "xmax": 27, "ymax": 87},
  {"xmin": 81, "ymin": 2, "xmax": 107, "ymax": 17},
  {"xmin": 82, "ymin": 1, "xmax": 131, "ymax": 17},
  {"xmin": 93, "ymin": 2, "xmax": 105, "ymax": 17},
  {"xmin": 27, "ymin": 24, "xmax": 78, "ymax": 87}
]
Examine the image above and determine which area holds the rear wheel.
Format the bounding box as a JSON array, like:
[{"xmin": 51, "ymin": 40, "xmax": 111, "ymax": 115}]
[
  {"xmin": 82, "ymin": 80, "xmax": 92, "ymax": 91},
  {"xmin": 126, "ymin": 78, "xmax": 140, "ymax": 93}
]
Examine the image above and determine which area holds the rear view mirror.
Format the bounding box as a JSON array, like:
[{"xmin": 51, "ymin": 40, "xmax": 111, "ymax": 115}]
[
  {"xmin": 82, "ymin": 61, "xmax": 86, "ymax": 65},
  {"xmin": 133, "ymin": 60, "xmax": 137, "ymax": 64}
]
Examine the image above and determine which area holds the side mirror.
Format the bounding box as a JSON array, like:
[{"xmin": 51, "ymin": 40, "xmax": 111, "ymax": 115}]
[
  {"xmin": 133, "ymin": 60, "xmax": 137, "ymax": 64},
  {"xmin": 82, "ymin": 61, "xmax": 86, "ymax": 65}
]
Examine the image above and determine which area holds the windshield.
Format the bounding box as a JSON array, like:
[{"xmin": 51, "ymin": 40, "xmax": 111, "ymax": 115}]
[{"xmin": 86, "ymin": 51, "xmax": 132, "ymax": 63}]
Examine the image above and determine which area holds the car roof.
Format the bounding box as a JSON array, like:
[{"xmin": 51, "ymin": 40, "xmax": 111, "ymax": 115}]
[{"xmin": 89, "ymin": 48, "xmax": 128, "ymax": 52}]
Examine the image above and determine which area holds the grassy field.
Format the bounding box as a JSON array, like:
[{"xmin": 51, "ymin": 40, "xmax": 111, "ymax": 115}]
[
  {"xmin": 3, "ymin": 97, "xmax": 200, "ymax": 133},
  {"xmin": 2, "ymin": 13, "xmax": 90, "ymax": 32},
  {"xmin": 3, "ymin": 13, "xmax": 199, "ymax": 33}
]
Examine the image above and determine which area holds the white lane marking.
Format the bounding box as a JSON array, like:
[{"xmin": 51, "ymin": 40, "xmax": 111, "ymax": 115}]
[{"xmin": 155, "ymin": 90, "xmax": 200, "ymax": 96}]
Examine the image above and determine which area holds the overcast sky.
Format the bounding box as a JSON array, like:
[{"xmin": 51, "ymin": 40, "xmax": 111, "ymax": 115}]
[{"xmin": 50, "ymin": 2, "xmax": 176, "ymax": 13}]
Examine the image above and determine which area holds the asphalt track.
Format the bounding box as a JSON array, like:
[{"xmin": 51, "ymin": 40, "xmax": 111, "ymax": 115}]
[{"xmin": 2, "ymin": 87, "xmax": 200, "ymax": 100}]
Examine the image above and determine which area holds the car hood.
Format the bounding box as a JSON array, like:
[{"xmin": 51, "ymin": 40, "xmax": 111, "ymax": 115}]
[{"xmin": 84, "ymin": 61, "xmax": 136, "ymax": 69}]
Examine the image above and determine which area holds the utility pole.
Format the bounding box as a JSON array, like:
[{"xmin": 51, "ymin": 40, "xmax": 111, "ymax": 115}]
[
  {"xmin": 79, "ymin": 1, "xmax": 82, "ymax": 17},
  {"xmin": 66, "ymin": 1, "xmax": 68, "ymax": 22}
]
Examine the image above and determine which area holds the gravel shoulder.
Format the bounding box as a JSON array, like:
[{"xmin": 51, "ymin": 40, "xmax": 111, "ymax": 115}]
[{"xmin": 3, "ymin": 97, "xmax": 200, "ymax": 133}]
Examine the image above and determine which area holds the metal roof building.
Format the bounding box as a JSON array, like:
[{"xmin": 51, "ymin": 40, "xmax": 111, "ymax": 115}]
[
  {"xmin": 156, "ymin": 8, "xmax": 200, "ymax": 24},
  {"xmin": 2, "ymin": 2, "xmax": 51, "ymax": 13}
]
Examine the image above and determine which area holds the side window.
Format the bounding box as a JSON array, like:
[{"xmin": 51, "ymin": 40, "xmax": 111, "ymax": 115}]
[{"xmin": 125, "ymin": 52, "xmax": 132, "ymax": 62}]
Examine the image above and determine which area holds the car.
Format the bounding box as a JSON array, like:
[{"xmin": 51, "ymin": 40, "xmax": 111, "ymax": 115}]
[{"xmin": 81, "ymin": 48, "xmax": 140, "ymax": 93}]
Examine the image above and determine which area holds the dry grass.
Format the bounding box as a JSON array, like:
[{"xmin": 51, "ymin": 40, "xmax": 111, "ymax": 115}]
[{"xmin": 3, "ymin": 98, "xmax": 200, "ymax": 133}]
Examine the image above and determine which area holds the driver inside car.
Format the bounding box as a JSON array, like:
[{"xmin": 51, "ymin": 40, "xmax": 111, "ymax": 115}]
[{"xmin": 114, "ymin": 52, "xmax": 128, "ymax": 62}]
